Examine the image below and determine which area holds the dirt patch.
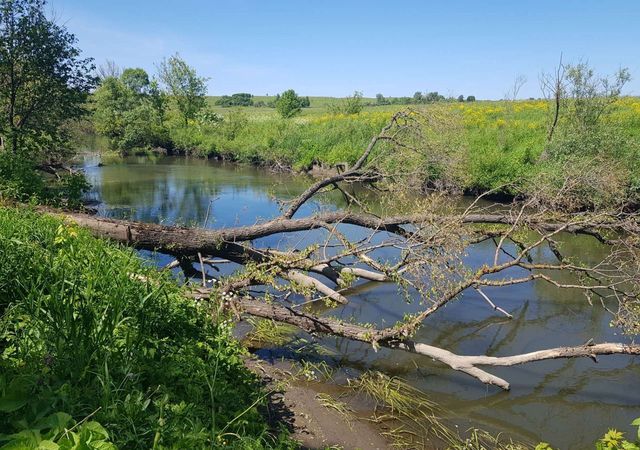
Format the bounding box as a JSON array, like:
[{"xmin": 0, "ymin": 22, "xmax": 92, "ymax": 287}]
[{"xmin": 245, "ymin": 357, "xmax": 390, "ymax": 450}]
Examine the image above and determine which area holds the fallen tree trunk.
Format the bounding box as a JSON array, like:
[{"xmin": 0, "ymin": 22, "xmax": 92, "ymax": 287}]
[
  {"xmin": 196, "ymin": 291, "xmax": 640, "ymax": 390},
  {"xmin": 44, "ymin": 207, "xmax": 637, "ymax": 257}
]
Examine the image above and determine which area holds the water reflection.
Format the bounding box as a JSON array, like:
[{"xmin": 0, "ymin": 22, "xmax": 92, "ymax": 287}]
[{"xmin": 85, "ymin": 155, "xmax": 640, "ymax": 450}]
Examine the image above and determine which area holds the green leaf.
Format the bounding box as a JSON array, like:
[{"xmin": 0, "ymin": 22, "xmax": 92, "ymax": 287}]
[
  {"xmin": 621, "ymin": 442, "xmax": 640, "ymax": 450},
  {"xmin": 0, "ymin": 396, "xmax": 28, "ymax": 413},
  {"xmin": 632, "ymin": 417, "xmax": 640, "ymax": 440},
  {"xmin": 79, "ymin": 422, "xmax": 108, "ymax": 441},
  {"xmin": 0, "ymin": 376, "xmax": 34, "ymax": 412},
  {"xmin": 35, "ymin": 412, "xmax": 73, "ymax": 437},
  {"xmin": 38, "ymin": 441, "xmax": 60, "ymax": 450},
  {"xmin": 89, "ymin": 443, "xmax": 116, "ymax": 450},
  {"xmin": 0, "ymin": 429, "xmax": 41, "ymax": 449}
]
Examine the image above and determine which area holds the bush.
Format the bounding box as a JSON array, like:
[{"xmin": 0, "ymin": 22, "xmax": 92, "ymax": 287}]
[{"xmin": 0, "ymin": 152, "xmax": 89, "ymax": 207}]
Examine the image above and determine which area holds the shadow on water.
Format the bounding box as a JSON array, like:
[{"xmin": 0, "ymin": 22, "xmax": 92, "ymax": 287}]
[{"xmin": 84, "ymin": 155, "xmax": 640, "ymax": 450}]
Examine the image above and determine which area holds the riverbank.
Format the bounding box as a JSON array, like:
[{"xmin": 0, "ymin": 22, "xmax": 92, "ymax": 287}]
[
  {"xmin": 0, "ymin": 205, "xmax": 296, "ymax": 449},
  {"xmin": 82, "ymin": 97, "xmax": 640, "ymax": 208}
]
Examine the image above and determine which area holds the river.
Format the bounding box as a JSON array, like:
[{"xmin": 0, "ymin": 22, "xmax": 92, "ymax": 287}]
[{"xmin": 83, "ymin": 155, "xmax": 640, "ymax": 449}]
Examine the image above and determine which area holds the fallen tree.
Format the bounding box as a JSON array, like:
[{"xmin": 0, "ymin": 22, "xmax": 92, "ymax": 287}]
[{"xmin": 48, "ymin": 110, "xmax": 640, "ymax": 390}]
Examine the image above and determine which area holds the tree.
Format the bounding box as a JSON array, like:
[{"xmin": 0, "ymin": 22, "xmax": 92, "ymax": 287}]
[
  {"xmin": 97, "ymin": 59, "xmax": 120, "ymax": 80},
  {"xmin": 457, "ymin": 94, "xmax": 465, "ymax": 102},
  {"xmin": 216, "ymin": 93, "xmax": 253, "ymax": 107},
  {"xmin": 376, "ymin": 93, "xmax": 388, "ymax": 105},
  {"xmin": 0, "ymin": 0, "xmax": 96, "ymax": 157},
  {"xmin": 342, "ymin": 90, "xmax": 363, "ymax": 114},
  {"xmin": 148, "ymin": 79, "xmax": 168, "ymax": 125},
  {"xmin": 59, "ymin": 110, "xmax": 640, "ymax": 391},
  {"xmin": 158, "ymin": 54, "xmax": 208, "ymax": 126},
  {"xmin": 540, "ymin": 59, "xmax": 630, "ymax": 159},
  {"xmin": 466, "ymin": 95, "xmax": 476, "ymax": 102},
  {"xmin": 425, "ymin": 91, "xmax": 443, "ymax": 102},
  {"xmin": 93, "ymin": 69, "xmax": 166, "ymax": 152},
  {"xmin": 120, "ymin": 68, "xmax": 150, "ymax": 95},
  {"xmin": 275, "ymin": 89, "xmax": 302, "ymax": 118},
  {"xmin": 328, "ymin": 91, "xmax": 364, "ymax": 115},
  {"xmin": 413, "ymin": 91, "xmax": 423, "ymax": 103}
]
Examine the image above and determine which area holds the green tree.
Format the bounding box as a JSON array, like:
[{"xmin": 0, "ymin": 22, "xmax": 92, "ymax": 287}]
[
  {"xmin": 413, "ymin": 91, "xmax": 423, "ymax": 103},
  {"xmin": 148, "ymin": 79, "xmax": 168, "ymax": 124},
  {"xmin": 466, "ymin": 95, "xmax": 476, "ymax": 102},
  {"xmin": 457, "ymin": 94, "xmax": 465, "ymax": 102},
  {"xmin": 120, "ymin": 67, "xmax": 150, "ymax": 95},
  {"xmin": 424, "ymin": 91, "xmax": 443, "ymax": 102},
  {"xmin": 93, "ymin": 69, "xmax": 166, "ymax": 152},
  {"xmin": 343, "ymin": 90, "xmax": 364, "ymax": 114},
  {"xmin": 275, "ymin": 89, "xmax": 302, "ymax": 118},
  {"xmin": 376, "ymin": 93, "xmax": 388, "ymax": 105},
  {"xmin": 0, "ymin": 0, "xmax": 96, "ymax": 157},
  {"xmin": 92, "ymin": 76, "xmax": 133, "ymax": 147},
  {"xmin": 158, "ymin": 54, "xmax": 208, "ymax": 126}
]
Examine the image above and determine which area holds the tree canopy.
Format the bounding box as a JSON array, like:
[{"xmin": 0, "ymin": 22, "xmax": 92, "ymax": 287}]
[
  {"xmin": 158, "ymin": 54, "xmax": 208, "ymax": 126},
  {"xmin": 0, "ymin": 0, "xmax": 95, "ymax": 157},
  {"xmin": 275, "ymin": 89, "xmax": 302, "ymax": 118}
]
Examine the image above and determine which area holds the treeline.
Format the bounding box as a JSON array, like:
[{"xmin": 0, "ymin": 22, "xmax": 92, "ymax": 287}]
[
  {"xmin": 92, "ymin": 65, "xmax": 323, "ymax": 153},
  {"xmin": 374, "ymin": 91, "xmax": 476, "ymax": 105},
  {"xmin": 216, "ymin": 92, "xmax": 311, "ymax": 108}
]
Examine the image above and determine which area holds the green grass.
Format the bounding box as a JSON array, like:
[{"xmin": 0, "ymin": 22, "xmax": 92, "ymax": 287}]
[
  {"xmin": 0, "ymin": 206, "xmax": 294, "ymax": 449},
  {"xmin": 171, "ymin": 97, "xmax": 640, "ymax": 201}
]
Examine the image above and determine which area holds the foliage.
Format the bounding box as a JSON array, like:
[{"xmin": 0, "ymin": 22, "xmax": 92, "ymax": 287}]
[
  {"xmin": 158, "ymin": 54, "xmax": 208, "ymax": 126},
  {"xmin": 0, "ymin": 411, "xmax": 117, "ymax": 449},
  {"xmin": 0, "ymin": 0, "xmax": 96, "ymax": 159},
  {"xmin": 92, "ymin": 71, "xmax": 168, "ymax": 153},
  {"xmin": 543, "ymin": 63, "xmax": 632, "ymax": 162},
  {"xmin": 120, "ymin": 68, "xmax": 151, "ymax": 95},
  {"xmin": 536, "ymin": 418, "xmax": 640, "ymax": 450},
  {"xmin": 328, "ymin": 91, "xmax": 364, "ymax": 115},
  {"xmin": 0, "ymin": 207, "xmax": 293, "ymax": 449},
  {"xmin": 275, "ymin": 89, "xmax": 303, "ymax": 118},
  {"xmin": 216, "ymin": 93, "xmax": 254, "ymax": 107},
  {"xmin": 594, "ymin": 419, "xmax": 640, "ymax": 450},
  {"xmin": 0, "ymin": 152, "xmax": 89, "ymax": 207},
  {"xmin": 88, "ymin": 76, "xmax": 640, "ymax": 207},
  {"xmin": 376, "ymin": 93, "xmax": 389, "ymax": 105}
]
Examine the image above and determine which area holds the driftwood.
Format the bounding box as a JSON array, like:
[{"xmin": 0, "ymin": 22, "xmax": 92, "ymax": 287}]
[{"xmin": 44, "ymin": 110, "xmax": 640, "ymax": 390}]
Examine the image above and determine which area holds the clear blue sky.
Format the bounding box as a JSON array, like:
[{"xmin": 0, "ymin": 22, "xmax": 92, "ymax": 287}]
[{"xmin": 50, "ymin": 0, "xmax": 640, "ymax": 99}]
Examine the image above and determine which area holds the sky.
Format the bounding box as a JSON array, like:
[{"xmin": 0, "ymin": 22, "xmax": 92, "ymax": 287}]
[{"xmin": 49, "ymin": 0, "xmax": 640, "ymax": 100}]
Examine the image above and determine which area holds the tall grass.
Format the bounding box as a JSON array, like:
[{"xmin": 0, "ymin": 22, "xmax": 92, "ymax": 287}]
[
  {"xmin": 0, "ymin": 206, "xmax": 293, "ymax": 449},
  {"xmin": 166, "ymin": 98, "xmax": 640, "ymax": 199}
]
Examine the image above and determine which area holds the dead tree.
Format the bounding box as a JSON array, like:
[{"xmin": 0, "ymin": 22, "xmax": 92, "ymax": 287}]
[{"xmin": 46, "ymin": 110, "xmax": 640, "ymax": 390}]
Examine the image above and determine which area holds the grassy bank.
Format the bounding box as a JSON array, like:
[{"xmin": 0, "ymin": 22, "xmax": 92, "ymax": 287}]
[
  {"xmin": 0, "ymin": 206, "xmax": 293, "ymax": 449},
  {"xmin": 156, "ymin": 98, "xmax": 640, "ymax": 200}
]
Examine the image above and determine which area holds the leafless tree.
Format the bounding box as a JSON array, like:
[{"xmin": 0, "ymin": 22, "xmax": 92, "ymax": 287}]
[
  {"xmin": 505, "ymin": 74, "xmax": 527, "ymax": 101},
  {"xmin": 540, "ymin": 54, "xmax": 566, "ymax": 145},
  {"xmin": 96, "ymin": 59, "xmax": 121, "ymax": 80}
]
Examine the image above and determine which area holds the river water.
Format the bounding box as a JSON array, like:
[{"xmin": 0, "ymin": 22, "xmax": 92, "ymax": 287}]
[{"xmin": 83, "ymin": 155, "xmax": 640, "ymax": 449}]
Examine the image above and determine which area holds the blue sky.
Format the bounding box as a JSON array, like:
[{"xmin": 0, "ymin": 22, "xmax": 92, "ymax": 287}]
[{"xmin": 50, "ymin": 0, "xmax": 640, "ymax": 99}]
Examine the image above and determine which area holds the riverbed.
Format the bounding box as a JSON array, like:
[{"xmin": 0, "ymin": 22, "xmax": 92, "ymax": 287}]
[{"xmin": 83, "ymin": 155, "xmax": 640, "ymax": 449}]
